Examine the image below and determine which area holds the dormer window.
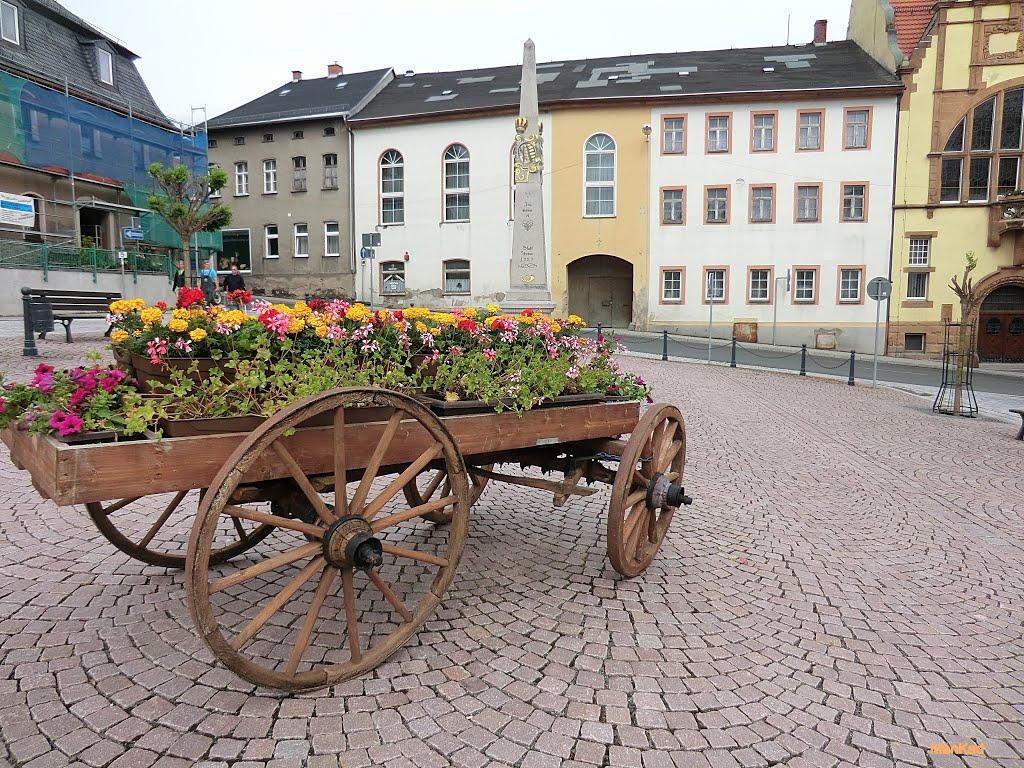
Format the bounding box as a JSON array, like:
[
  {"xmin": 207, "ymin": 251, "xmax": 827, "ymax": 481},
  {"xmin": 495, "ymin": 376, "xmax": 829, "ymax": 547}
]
[
  {"xmin": 1, "ymin": 1, "xmax": 20, "ymax": 45},
  {"xmin": 97, "ymin": 48, "xmax": 113, "ymax": 85}
]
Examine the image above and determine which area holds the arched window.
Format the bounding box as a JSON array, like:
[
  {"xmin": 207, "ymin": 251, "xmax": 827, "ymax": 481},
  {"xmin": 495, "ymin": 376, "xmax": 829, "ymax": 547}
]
[
  {"xmin": 443, "ymin": 144, "xmax": 469, "ymax": 222},
  {"xmin": 941, "ymin": 87, "xmax": 1024, "ymax": 203},
  {"xmin": 584, "ymin": 134, "xmax": 615, "ymax": 217},
  {"xmin": 380, "ymin": 150, "xmax": 404, "ymax": 225}
]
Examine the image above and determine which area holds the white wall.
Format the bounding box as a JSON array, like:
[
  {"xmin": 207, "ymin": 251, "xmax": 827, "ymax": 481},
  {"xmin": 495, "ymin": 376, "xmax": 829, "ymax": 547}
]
[
  {"xmin": 352, "ymin": 113, "xmax": 553, "ymax": 308},
  {"xmin": 646, "ymin": 97, "xmax": 897, "ymax": 352},
  {"xmin": 0, "ymin": 268, "xmax": 174, "ymax": 316}
]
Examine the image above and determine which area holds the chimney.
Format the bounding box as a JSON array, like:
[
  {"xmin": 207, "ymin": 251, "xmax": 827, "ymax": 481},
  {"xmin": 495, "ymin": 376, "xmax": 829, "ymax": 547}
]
[
  {"xmin": 813, "ymin": 19, "xmax": 827, "ymax": 45},
  {"xmin": 291, "ymin": 70, "xmax": 303, "ymax": 82},
  {"xmin": 327, "ymin": 62, "xmax": 343, "ymax": 78}
]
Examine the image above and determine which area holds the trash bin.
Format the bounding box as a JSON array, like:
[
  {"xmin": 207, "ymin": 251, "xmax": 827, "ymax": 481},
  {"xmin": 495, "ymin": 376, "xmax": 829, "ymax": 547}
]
[{"xmin": 31, "ymin": 302, "xmax": 54, "ymax": 334}]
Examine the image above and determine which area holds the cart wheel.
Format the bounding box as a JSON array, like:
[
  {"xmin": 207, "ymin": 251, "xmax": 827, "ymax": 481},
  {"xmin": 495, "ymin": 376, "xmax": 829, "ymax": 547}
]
[
  {"xmin": 187, "ymin": 387, "xmax": 469, "ymax": 691},
  {"xmin": 86, "ymin": 492, "xmax": 273, "ymax": 569},
  {"xmin": 402, "ymin": 464, "xmax": 491, "ymax": 523},
  {"xmin": 607, "ymin": 403, "xmax": 687, "ymax": 578}
]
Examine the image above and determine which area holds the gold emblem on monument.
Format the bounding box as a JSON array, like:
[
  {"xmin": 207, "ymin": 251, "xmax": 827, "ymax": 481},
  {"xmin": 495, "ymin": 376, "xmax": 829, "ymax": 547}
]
[{"xmin": 513, "ymin": 117, "xmax": 544, "ymax": 183}]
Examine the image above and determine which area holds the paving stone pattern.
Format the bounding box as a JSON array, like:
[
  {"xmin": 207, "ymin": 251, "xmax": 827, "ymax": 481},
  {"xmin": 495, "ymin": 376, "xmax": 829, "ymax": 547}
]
[{"xmin": 0, "ymin": 332, "xmax": 1022, "ymax": 767}]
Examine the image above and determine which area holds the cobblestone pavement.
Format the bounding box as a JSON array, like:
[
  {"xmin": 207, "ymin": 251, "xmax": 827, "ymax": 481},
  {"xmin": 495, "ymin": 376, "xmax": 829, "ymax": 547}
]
[{"xmin": 0, "ymin": 331, "xmax": 1021, "ymax": 768}]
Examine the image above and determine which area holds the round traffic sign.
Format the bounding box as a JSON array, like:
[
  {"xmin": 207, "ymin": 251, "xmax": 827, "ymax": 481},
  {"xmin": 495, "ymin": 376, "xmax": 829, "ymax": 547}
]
[{"xmin": 866, "ymin": 276, "xmax": 892, "ymax": 301}]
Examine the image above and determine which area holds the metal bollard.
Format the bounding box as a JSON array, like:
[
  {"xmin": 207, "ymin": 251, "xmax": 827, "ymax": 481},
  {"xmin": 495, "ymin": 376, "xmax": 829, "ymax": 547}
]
[
  {"xmin": 799, "ymin": 344, "xmax": 807, "ymax": 376},
  {"xmin": 847, "ymin": 350, "xmax": 856, "ymax": 386},
  {"xmin": 730, "ymin": 336, "xmax": 737, "ymax": 368},
  {"xmin": 21, "ymin": 287, "xmax": 38, "ymax": 357},
  {"xmin": 596, "ymin": 322, "xmax": 603, "ymax": 342},
  {"xmin": 662, "ymin": 330, "xmax": 669, "ymax": 361}
]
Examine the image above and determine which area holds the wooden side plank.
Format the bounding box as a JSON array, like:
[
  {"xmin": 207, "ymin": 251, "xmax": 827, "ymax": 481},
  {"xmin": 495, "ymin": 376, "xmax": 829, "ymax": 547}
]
[{"xmin": 3, "ymin": 401, "xmax": 640, "ymax": 506}]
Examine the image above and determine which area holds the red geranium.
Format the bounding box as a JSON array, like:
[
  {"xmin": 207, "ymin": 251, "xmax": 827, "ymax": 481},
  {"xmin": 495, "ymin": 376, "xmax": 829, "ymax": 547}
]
[
  {"xmin": 155, "ymin": 301, "xmax": 167, "ymax": 310},
  {"xmin": 227, "ymin": 289, "xmax": 252, "ymax": 305},
  {"xmin": 457, "ymin": 318, "xmax": 478, "ymax": 332},
  {"xmin": 308, "ymin": 299, "xmax": 327, "ymax": 313},
  {"xmin": 176, "ymin": 287, "xmax": 205, "ymax": 308},
  {"xmin": 521, "ymin": 308, "xmax": 535, "ymax": 317}
]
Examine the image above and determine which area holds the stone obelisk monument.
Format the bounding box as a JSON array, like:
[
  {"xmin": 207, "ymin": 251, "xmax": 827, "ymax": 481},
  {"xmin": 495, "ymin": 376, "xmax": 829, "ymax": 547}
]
[{"xmin": 502, "ymin": 39, "xmax": 555, "ymax": 315}]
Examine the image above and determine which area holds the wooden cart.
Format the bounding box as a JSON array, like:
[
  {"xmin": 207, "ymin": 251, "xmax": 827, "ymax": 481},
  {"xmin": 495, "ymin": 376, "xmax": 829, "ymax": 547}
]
[{"xmin": 1, "ymin": 387, "xmax": 690, "ymax": 691}]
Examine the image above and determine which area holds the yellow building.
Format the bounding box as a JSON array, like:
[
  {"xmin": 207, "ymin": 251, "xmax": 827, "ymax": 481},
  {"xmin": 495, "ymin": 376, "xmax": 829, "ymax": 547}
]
[{"xmin": 852, "ymin": 0, "xmax": 1024, "ymax": 361}]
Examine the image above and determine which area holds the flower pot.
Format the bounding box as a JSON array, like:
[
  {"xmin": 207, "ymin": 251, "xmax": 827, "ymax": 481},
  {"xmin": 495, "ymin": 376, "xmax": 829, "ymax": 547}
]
[
  {"xmin": 52, "ymin": 429, "xmax": 146, "ymax": 445},
  {"xmin": 111, "ymin": 345, "xmax": 134, "ymax": 374},
  {"xmin": 158, "ymin": 404, "xmax": 399, "ymax": 437},
  {"xmin": 416, "ymin": 392, "xmax": 606, "ymax": 415},
  {"xmin": 129, "ymin": 353, "xmax": 237, "ymax": 393},
  {"xmin": 409, "ymin": 353, "xmax": 442, "ymax": 381}
]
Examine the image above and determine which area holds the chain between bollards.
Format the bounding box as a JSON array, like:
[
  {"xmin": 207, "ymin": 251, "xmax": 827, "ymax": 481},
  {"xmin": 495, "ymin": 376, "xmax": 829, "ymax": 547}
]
[
  {"xmin": 799, "ymin": 344, "xmax": 807, "ymax": 376},
  {"xmin": 662, "ymin": 330, "xmax": 669, "ymax": 361},
  {"xmin": 847, "ymin": 350, "xmax": 856, "ymax": 386},
  {"xmin": 730, "ymin": 336, "xmax": 737, "ymax": 368}
]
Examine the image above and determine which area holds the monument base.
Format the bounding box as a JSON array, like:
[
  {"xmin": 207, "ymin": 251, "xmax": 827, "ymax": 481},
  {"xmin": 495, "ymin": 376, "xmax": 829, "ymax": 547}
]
[{"xmin": 501, "ymin": 292, "xmax": 555, "ymax": 316}]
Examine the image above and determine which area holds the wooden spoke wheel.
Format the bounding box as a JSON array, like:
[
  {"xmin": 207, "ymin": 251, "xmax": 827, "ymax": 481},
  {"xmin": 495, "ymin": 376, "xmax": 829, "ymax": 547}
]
[
  {"xmin": 186, "ymin": 387, "xmax": 469, "ymax": 691},
  {"xmin": 87, "ymin": 492, "xmax": 273, "ymax": 569},
  {"xmin": 402, "ymin": 464, "xmax": 491, "ymax": 523},
  {"xmin": 607, "ymin": 403, "xmax": 687, "ymax": 578}
]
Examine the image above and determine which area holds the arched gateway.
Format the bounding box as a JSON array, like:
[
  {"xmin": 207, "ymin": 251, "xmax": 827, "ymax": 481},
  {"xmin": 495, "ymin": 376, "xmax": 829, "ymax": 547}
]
[{"xmin": 567, "ymin": 255, "xmax": 633, "ymax": 328}]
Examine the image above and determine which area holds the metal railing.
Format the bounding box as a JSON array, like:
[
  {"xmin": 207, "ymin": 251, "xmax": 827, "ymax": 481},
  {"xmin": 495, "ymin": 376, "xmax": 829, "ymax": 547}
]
[{"xmin": 0, "ymin": 240, "xmax": 173, "ymax": 284}]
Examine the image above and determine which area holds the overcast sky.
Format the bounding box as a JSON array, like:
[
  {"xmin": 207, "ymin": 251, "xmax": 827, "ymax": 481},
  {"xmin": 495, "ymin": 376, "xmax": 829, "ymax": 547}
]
[{"xmin": 59, "ymin": 0, "xmax": 854, "ymax": 126}]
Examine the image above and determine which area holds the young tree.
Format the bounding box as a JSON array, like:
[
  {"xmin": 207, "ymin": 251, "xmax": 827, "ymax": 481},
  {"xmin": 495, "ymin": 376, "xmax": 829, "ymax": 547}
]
[
  {"xmin": 948, "ymin": 251, "xmax": 981, "ymax": 416},
  {"xmin": 147, "ymin": 163, "xmax": 231, "ymax": 281}
]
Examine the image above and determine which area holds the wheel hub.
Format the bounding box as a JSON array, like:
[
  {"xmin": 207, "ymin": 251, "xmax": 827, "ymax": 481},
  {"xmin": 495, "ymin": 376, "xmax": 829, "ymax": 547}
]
[
  {"xmin": 646, "ymin": 472, "xmax": 693, "ymax": 510},
  {"xmin": 322, "ymin": 515, "xmax": 383, "ymax": 570}
]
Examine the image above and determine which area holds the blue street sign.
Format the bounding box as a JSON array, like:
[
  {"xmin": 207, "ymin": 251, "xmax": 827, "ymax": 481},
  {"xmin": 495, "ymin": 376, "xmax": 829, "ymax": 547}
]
[
  {"xmin": 122, "ymin": 227, "xmax": 144, "ymax": 240},
  {"xmin": 360, "ymin": 246, "xmax": 368, "ymax": 259}
]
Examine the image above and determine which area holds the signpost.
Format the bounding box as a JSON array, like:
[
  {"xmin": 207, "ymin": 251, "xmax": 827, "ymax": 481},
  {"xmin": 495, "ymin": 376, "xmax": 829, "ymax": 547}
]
[
  {"xmin": 360, "ymin": 235, "xmax": 378, "ymax": 307},
  {"xmin": 866, "ymin": 276, "xmax": 892, "ymax": 387}
]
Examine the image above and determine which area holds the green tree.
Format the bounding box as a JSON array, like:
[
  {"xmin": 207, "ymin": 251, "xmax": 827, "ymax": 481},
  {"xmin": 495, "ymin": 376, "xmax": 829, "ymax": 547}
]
[
  {"xmin": 948, "ymin": 251, "xmax": 981, "ymax": 417},
  {"xmin": 147, "ymin": 163, "xmax": 231, "ymax": 281}
]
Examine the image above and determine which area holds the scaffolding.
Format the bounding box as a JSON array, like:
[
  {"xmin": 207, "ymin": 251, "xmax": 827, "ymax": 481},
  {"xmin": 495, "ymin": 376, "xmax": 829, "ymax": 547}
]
[{"xmin": 933, "ymin": 321, "xmax": 979, "ymax": 417}]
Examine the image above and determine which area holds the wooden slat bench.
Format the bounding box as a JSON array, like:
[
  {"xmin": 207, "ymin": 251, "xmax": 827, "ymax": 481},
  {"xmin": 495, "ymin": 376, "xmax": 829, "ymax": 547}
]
[
  {"xmin": 21, "ymin": 287, "xmax": 120, "ymax": 345},
  {"xmin": 1012, "ymin": 409, "xmax": 1024, "ymax": 440}
]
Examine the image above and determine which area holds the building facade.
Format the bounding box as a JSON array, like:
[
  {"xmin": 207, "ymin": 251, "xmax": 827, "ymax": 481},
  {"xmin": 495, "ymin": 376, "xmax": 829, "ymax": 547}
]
[
  {"xmin": 853, "ymin": 0, "xmax": 1024, "ymax": 361},
  {"xmin": 208, "ymin": 65, "xmax": 391, "ymax": 298},
  {"xmin": 0, "ymin": 0, "xmax": 211, "ymax": 257}
]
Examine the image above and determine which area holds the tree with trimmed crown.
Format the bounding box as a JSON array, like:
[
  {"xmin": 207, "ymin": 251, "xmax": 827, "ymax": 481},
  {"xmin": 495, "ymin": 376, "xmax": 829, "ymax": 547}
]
[{"xmin": 146, "ymin": 163, "xmax": 231, "ymax": 281}]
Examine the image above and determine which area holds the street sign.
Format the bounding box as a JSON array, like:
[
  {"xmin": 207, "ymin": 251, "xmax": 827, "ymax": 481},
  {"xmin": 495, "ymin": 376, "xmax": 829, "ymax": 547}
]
[
  {"xmin": 360, "ymin": 247, "xmax": 375, "ymax": 260},
  {"xmin": 122, "ymin": 227, "xmax": 144, "ymax": 241},
  {"xmin": 867, "ymin": 276, "xmax": 892, "ymax": 301},
  {"xmin": 361, "ymin": 232, "xmax": 381, "ymax": 248}
]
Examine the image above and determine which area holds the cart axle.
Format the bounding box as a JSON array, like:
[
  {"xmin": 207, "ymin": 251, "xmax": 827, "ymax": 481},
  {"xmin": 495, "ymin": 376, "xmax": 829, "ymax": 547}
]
[
  {"xmin": 646, "ymin": 472, "xmax": 693, "ymax": 510},
  {"xmin": 323, "ymin": 515, "xmax": 383, "ymax": 570}
]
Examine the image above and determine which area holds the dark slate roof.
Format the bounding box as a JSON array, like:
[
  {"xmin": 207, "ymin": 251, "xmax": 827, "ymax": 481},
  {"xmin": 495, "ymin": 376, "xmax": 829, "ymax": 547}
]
[
  {"xmin": 351, "ymin": 40, "xmax": 902, "ymax": 123},
  {"xmin": 0, "ymin": 0, "xmax": 169, "ymax": 126},
  {"xmin": 208, "ymin": 68, "xmax": 393, "ymax": 129}
]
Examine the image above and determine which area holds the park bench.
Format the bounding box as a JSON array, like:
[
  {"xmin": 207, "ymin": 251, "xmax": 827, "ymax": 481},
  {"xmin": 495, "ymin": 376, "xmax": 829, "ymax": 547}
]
[
  {"xmin": 1012, "ymin": 409, "xmax": 1024, "ymax": 440},
  {"xmin": 21, "ymin": 286, "xmax": 119, "ymax": 344}
]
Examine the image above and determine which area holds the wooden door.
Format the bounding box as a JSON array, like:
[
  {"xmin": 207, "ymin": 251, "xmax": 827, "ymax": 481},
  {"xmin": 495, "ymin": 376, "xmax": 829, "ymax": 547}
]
[
  {"xmin": 978, "ymin": 285, "xmax": 1024, "ymax": 362},
  {"xmin": 567, "ymin": 255, "xmax": 633, "ymax": 329}
]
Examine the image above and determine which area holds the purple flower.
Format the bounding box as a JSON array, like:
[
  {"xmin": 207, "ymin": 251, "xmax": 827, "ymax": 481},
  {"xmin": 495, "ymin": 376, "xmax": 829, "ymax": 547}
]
[{"xmin": 49, "ymin": 411, "xmax": 84, "ymax": 436}]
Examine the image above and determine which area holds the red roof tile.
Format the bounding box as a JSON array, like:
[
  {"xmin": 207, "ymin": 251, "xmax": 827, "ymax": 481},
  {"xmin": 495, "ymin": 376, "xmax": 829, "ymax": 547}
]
[{"xmin": 890, "ymin": 0, "xmax": 937, "ymax": 57}]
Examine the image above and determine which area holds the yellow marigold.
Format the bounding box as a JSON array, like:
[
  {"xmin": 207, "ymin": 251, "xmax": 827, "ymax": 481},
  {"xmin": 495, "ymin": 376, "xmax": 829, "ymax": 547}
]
[
  {"xmin": 132, "ymin": 330, "xmax": 141, "ymax": 336},
  {"xmin": 189, "ymin": 308, "xmax": 207, "ymax": 318},
  {"xmin": 189, "ymin": 328, "xmax": 208, "ymax": 342},
  {"xmin": 109, "ymin": 299, "xmax": 144, "ymax": 314},
  {"xmin": 403, "ymin": 307, "xmax": 431, "ymax": 319},
  {"xmin": 314, "ymin": 324, "xmax": 329, "ymax": 338},
  {"xmin": 550, "ymin": 322, "xmax": 562, "ymax": 333},
  {"xmin": 463, "ymin": 307, "xmax": 478, "ymax": 318},
  {"xmin": 518, "ymin": 315, "xmax": 537, "ymax": 325},
  {"xmin": 139, "ymin": 307, "xmax": 163, "ymax": 326},
  {"xmin": 485, "ymin": 303, "xmax": 500, "ymax": 315},
  {"xmin": 221, "ymin": 310, "xmax": 248, "ymax": 326},
  {"xmin": 167, "ymin": 318, "xmax": 188, "ymax": 333},
  {"xmin": 209, "ymin": 305, "xmax": 225, "ymax": 317},
  {"xmin": 345, "ymin": 304, "xmax": 373, "ymax": 323},
  {"xmin": 566, "ymin": 314, "xmax": 585, "ymax": 326},
  {"xmin": 293, "ymin": 301, "xmax": 312, "ymax": 318},
  {"xmin": 287, "ymin": 317, "xmax": 305, "ymax": 334},
  {"xmin": 110, "ymin": 329, "xmax": 129, "ymax": 343},
  {"xmin": 271, "ymin": 303, "xmax": 294, "ymax": 315},
  {"xmin": 430, "ymin": 326, "xmax": 440, "ymax": 335},
  {"xmin": 430, "ymin": 312, "xmax": 456, "ymax": 326},
  {"xmin": 415, "ymin": 321, "xmax": 428, "ymax": 333},
  {"xmin": 171, "ymin": 308, "xmax": 190, "ymax": 320}
]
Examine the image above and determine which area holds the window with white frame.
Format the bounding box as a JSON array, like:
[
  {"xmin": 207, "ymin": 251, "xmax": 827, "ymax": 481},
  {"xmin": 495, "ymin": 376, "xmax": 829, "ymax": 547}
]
[
  {"xmin": 264, "ymin": 224, "xmax": 279, "ymax": 258},
  {"xmin": 840, "ymin": 269, "xmax": 862, "ymax": 302},
  {"xmin": 796, "ymin": 185, "xmax": 820, "ymax": 222},
  {"xmin": 845, "ymin": 110, "xmax": 869, "ymax": 148},
  {"xmin": 908, "ymin": 238, "xmax": 930, "ymax": 266},
  {"xmin": 705, "ymin": 269, "xmax": 725, "ymax": 301},
  {"xmin": 292, "ymin": 156, "xmax": 306, "ymax": 191},
  {"xmin": 294, "ymin": 223, "xmax": 308, "ymax": 257},
  {"xmin": 234, "ymin": 162, "xmax": 248, "ymax": 195},
  {"xmin": 234, "ymin": 137, "xmax": 245, "ymax": 146},
  {"xmin": 263, "ymin": 159, "xmax": 277, "ymax": 193},
  {"xmin": 444, "ymin": 144, "xmax": 470, "ymax": 222},
  {"xmin": 663, "ymin": 117, "xmax": 685, "ymax": 153},
  {"xmin": 97, "ymin": 49, "xmax": 113, "ymax": 85},
  {"xmin": 749, "ymin": 269, "xmax": 770, "ymax": 302},
  {"xmin": 706, "ymin": 187, "xmax": 728, "ymax": 223},
  {"xmin": 444, "ymin": 260, "xmax": 470, "ymax": 294},
  {"xmin": 322, "ymin": 153, "xmax": 338, "ymax": 189},
  {"xmin": 381, "ymin": 261, "xmax": 406, "ymax": 295},
  {"xmin": 907, "ymin": 272, "xmax": 929, "ymax": 300},
  {"xmin": 795, "ymin": 269, "xmax": 817, "ymax": 302},
  {"xmin": 324, "ymin": 221, "xmax": 340, "ymax": 257},
  {"xmin": 380, "ymin": 150, "xmax": 404, "ymax": 224},
  {"xmin": 751, "ymin": 186, "xmax": 773, "ymax": 222},
  {"xmin": 842, "ymin": 184, "xmax": 866, "ymax": 221},
  {"xmin": 584, "ymin": 134, "xmax": 616, "ymax": 216},
  {"xmin": 799, "ymin": 111, "xmax": 822, "ymax": 150},
  {"xmin": 707, "ymin": 116, "xmax": 729, "ymax": 152},
  {"xmin": 662, "ymin": 269, "xmax": 682, "ymax": 301},
  {"xmin": 662, "ymin": 188, "xmax": 684, "ymax": 224},
  {"xmin": 1, "ymin": 1, "xmax": 20, "ymax": 44},
  {"xmin": 752, "ymin": 114, "xmax": 775, "ymax": 151}
]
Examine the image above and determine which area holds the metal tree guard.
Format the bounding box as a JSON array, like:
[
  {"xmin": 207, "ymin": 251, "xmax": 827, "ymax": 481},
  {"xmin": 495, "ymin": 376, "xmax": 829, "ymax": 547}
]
[{"xmin": 933, "ymin": 321, "xmax": 979, "ymax": 417}]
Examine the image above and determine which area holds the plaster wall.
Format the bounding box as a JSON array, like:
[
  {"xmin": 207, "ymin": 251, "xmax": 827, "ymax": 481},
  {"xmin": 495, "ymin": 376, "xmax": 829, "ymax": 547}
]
[{"xmin": 0, "ymin": 269, "xmax": 172, "ymax": 316}]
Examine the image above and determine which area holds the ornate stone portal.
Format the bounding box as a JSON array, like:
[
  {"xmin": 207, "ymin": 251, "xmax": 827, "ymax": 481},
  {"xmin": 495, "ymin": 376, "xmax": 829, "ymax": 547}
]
[{"xmin": 502, "ymin": 39, "xmax": 555, "ymax": 315}]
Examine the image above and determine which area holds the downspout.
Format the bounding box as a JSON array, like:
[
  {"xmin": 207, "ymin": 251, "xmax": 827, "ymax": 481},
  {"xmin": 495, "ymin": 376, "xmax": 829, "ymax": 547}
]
[
  {"xmin": 885, "ymin": 90, "xmax": 903, "ymax": 356},
  {"xmin": 347, "ymin": 122, "xmax": 358, "ymax": 300}
]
